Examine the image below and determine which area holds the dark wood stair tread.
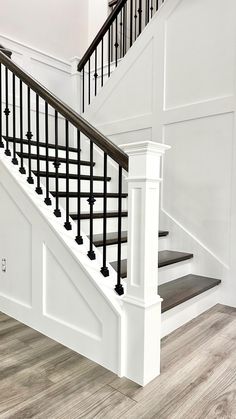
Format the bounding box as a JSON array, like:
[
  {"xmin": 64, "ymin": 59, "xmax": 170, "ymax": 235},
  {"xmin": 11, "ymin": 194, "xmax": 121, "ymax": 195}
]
[
  {"xmin": 33, "ymin": 171, "xmax": 111, "ymax": 182},
  {"xmin": 51, "ymin": 191, "xmax": 128, "ymax": 198},
  {"xmin": 70, "ymin": 211, "xmax": 128, "ymax": 220},
  {"xmin": 5, "ymin": 137, "xmax": 78, "ymax": 153},
  {"xmin": 92, "ymin": 230, "xmax": 169, "ymax": 246},
  {"xmin": 17, "ymin": 152, "xmax": 94, "ymax": 166},
  {"xmin": 110, "ymin": 250, "xmax": 193, "ymax": 278},
  {"xmin": 159, "ymin": 275, "xmax": 221, "ymax": 313}
]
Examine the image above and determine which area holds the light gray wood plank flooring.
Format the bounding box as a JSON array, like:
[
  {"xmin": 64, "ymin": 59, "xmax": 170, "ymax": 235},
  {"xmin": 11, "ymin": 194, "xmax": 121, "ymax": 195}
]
[{"xmin": 1, "ymin": 304, "xmax": 236, "ymax": 418}]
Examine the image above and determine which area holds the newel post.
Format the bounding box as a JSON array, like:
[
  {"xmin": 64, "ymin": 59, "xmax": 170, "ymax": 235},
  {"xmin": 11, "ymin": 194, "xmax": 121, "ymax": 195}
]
[
  {"xmin": 120, "ymin": 141, "xmax": 170, "ymax": 386},
  {"xmin": 70, "ymin": 57, "xmax": 82, "ymax": 114}
]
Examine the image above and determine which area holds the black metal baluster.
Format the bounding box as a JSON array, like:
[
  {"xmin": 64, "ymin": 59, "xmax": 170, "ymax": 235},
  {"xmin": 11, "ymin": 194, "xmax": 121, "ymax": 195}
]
[
  {"xmin": 120, "ymin": 10, "xmax": 123, "ymax": 59},
  {"xmin": 156, "ymin": 0, "xmax": 159, "ymax": 11},
  {"xmin": 35, "ymin": 94, "xmax": 42, "ymax": 194},
  {"xmin": 26, "ymin": 87, "xmax": 33, "ymax": 183},
  {"xmin": 115, "ymin": 17, "xmax": 118, "ymax": 67},
  {"xmin": 94, "ymin": 49, "xmax": 98, "ymax": 96},
  {"xmin": 53, "ymin": 110, "xmax": 61, "ymax": 216},
  {"xmin": 115, "ymin": 165, "xmax": 124, "ymax": 295},
  {"xmin": 88, "ymin": 58, "xmax": 91, "ymax": 105},
  {"xmin": 82, "ymin": 67, "xmax": 85, "ymax": 113},
  {"xmin": 130, "ymin": 0, "xmax": 133, "ymax": 47},
  {"xmin": 0, "ymin": 64, "xmax": 3, "ymax": 148},
  {"xmin": 150, "ymin": 0, "xmax": 154, "ymax": 17},
  {"xmin": 108, "ymin": 28, "xmax": 111, "ymax": 77},
  {"xmin": 4, "ymin": 67, "xmax": 11, "ymax": 156},
  {"xmin": 75, "ymin": 129, "xmax": 83, "ymax": 245},
  {"xmin": 123, "ymin": 3, "xmax": 127, "ymax": 56},
  {"xmin": 64, "ymin": 120, "xmax": 72, "ymax": 230},
  {"xmin": 138, "ymin": 0, "xmax": 142, "ymax": 35},
  {"xmin": 101, "ymin": 38, "xmax": 104, "ymax": 87},
  {"xmin": 87, "ymin": 141, "xmax": 96, "ymax": 260},
  {"xmin": 134, "ymin": 0, "xmax": 137, "ymax": 40},
  {"xmin": 101, "ymin": 153, "xmax": 109, "ymax": 277},
  {"xmin": 19, "ymin": 80, "xmax": 25, "ymax": 174},
  {"xmin": 111, "ymin": 22, "xmax": 114, "ymax": 62},
  {"xmin": 146, "ymin": 0, "xmax": 150, "ymax": 24},
  {"xmin": 12, "ymin": 73, "xmax": 18, "ymax": 165},
  {"xmin": 44, "ymin": 102, "xmax": 51, "ymax": 204}
]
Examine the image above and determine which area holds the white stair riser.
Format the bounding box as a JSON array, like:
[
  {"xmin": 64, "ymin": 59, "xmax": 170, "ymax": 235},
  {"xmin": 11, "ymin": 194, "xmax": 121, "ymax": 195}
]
[
  {"xmin": 158, "ymin": 260, "xmax": 192, "ymax": 285},
  {"xmin": 79, "ymin": 217, "xmax": 128, "ymax": 235}
]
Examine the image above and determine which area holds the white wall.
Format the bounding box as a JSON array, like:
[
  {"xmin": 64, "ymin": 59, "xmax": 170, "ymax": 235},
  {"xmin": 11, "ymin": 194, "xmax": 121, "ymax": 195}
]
[
  {"xmin": 0, "ymin": 0, "xmax": 110, "ymax": 60},
  {"xmin": 84, "ymin": 0, "xmax": 236, "ymax": 307},
  {"xmin": 0, "ymin": 0, "xmax": 88, "ymax": 59}
]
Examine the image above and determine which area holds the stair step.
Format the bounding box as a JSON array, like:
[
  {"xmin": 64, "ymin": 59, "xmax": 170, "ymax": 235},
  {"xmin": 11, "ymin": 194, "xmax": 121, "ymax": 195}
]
[
  {"xmin": 70, "ymin": 211, "xmax": 128, "ymax": 220},
  {"xmin": 51, "ymin": 191, "xmax": 128, "ymax": 198},
  {"xmin": 92, "ymin": 230, "xmax": 169, "ymax": 247},
  {"xmin": 110, "ymin": 250, "xmax": 193, "ymax": 278},
  {"xmin": 159, "ymin": 275, "xmax": 221, "ymax": 313},
  {"xmin": 33, "ymin": 171, "xmax": 111, "ymax": 182},
  {"xmin": 17, "ymin": 152, "xmax": 94, "ymax": 166},
  {"xmin": 4, "ymin": 137, "xmax": 78, "ymax": 153}
]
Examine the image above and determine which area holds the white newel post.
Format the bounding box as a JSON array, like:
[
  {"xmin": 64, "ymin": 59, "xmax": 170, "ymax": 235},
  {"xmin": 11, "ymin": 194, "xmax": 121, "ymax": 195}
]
[
  {"xmin": 120, "ymin": 141, "xmax": 170, "ymax": 386},
  {"xmin": 70, "ymin": 57, "xmax": 82, "ymax": 114}
]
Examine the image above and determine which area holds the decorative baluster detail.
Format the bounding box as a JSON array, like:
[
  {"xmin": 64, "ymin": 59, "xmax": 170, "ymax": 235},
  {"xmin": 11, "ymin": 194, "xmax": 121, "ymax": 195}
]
[
  {"xmin": 26, "ymin": 87, "xmax": 33, "ymax": 184},
  {"xmin": 82, "ymin": 67, "xmax": 85, "ymax": 113},
  {"xmin": 35, "ymin": 94, "xmax": 42, "ymax": 194},
  {"xmin": 108, "ymin": 28, "xmax": 111, "ymax": 77},
  {"xmin": 75, "ymin": 129, "xmax": 83, "ymax": 245},
  {"xmin": 101, "ymin": 153, "xmax": 109, "ymax": 277},
  {"xmin": 120, "ymin": 10, "xmax": 123, "ymax": 59},
  {"xmin": 44, "ymin": 102, "xmax": 51, "ymax": 204},
  {"xmin": 0, "ymin": 63, "xmax": 3, "ymax": 148},
  {"xmin": 94, "ymin": 48, "xmax": 98, "ymax": 96},
  {"xmin": 115, "ymin": 165, "xmax": 124, "ymax": 295},
  {"xmin": 64, "ymin": 120, "xmax": 72, "ymax": 230},
  {"xmin": 11, "ymin": 73, "xmax": 18, "ymax": 165},
  {"xmin": 138, "ymin": 0, "xmax": 142, "ymax": 35},
  {"xmin": 19, "ymin": 80, "xmax": 26, "ymax": 174},
  {"xmin": 88, "ymin": 58, "xmax": 91, "ymax": 105},
  {"xmin": 4, "ymin": 67, "xmax": 11, "ymax": 156},
  {"xmin": 134, "ymin": 0, "xmax": 138, "ymax": 40},
  {"xmin": 130, "ymin": 0, "xmax": 133, "ymax": 47},
  {"xmin": 115, "ymin": 16, "xmax": 118, "ymax": 66},
  {"xmin": 53, "ymin": 110, "xmax": 61, "ymax": 216},
  {"xmin": 123, "ymin": 3, "xmax": 127, "ymax": 57},
  {"xmin": 101, "ymin": 39, "xmax": 104, "ymax": 87},
  {"xmin": 87, "ymin": 141, "xmax": 96, "ymax": 260},
  {"xmin": 150, "ymin": 0, "xmax": 154, "ymax": 17},
  {"xmin": 156, "ymin": 0, "xmax": 159, "ymax": 11}
]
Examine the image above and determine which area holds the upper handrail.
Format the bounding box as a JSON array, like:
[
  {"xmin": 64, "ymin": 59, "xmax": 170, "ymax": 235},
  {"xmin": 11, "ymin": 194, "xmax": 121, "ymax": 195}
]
[
  {"xmin": 0, "ymin": 51, "xmax": 128, "ymax": 171},
  {"xmin": 77, "ymin": 0, "xmax": 127, "ymax": 72}
]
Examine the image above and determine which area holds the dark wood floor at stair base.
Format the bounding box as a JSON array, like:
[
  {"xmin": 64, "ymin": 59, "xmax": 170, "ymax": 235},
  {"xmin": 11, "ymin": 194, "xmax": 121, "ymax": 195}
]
[
  {"xmin": 160, "ymin": 275, "xmax": 221, "ymax": 313},
  {"xmin": 110, "ymin": 250, "xmax": 193, "ymax": 278},
  {"xmin": 1, "ymin": 304, "xmax": 236, "ymax": 418},
  {"xmin": 92, "ymin": 230, "xmax": 169, "ymax": 246}
]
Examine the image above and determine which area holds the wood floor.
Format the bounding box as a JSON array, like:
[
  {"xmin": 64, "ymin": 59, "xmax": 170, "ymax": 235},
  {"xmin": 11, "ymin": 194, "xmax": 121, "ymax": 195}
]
[{"xmin": 1, "ymin": 304, "xmax": 236, "ymax": 418}]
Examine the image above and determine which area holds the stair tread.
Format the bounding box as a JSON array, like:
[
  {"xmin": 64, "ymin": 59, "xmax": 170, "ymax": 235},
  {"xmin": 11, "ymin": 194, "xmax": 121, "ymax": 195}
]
[
  {"xmin": 70, "ymin": 211, "xmax": 128, "ymax": 220},
  {"xmin": 159, "ymin": 274, "xmax": 221, "ymax": 313},
  {"xmin": 110, "ymin": 250, "xmax": 193, "ymax": 278},
  {"xmin": 92, "ymin": 230, "xmax": 169, "ymax": 246},
  {"xmin": 51, "ymin": 191, "xmax": 128, "ymax": 198},
  {"xmin": 17, "ymin": 152, "xmax": 94, "ymax": 166},
  {"xmin": 33, "ymin": 171, "xmax": 111, "ymax": 181},
  {"xmin": 5, "ymin": 137, "xmax": 78, "ymax": 153}
]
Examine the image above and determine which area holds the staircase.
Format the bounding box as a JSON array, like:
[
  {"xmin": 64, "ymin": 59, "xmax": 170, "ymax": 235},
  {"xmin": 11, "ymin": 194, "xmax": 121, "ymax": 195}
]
[{"xmin": 0, "ymin": 0, "xmax": 224, "ymax": 387}]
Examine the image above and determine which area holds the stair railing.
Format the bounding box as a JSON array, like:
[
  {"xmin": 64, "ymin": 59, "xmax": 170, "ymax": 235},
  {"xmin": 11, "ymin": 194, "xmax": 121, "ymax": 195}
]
[
  {"xmin": 0, "ymin": 50, "xmax": 128, "ymax": 295},
  {"xmin": 78, "ymin": 0, "xmax": 165, "ymax": 112}
]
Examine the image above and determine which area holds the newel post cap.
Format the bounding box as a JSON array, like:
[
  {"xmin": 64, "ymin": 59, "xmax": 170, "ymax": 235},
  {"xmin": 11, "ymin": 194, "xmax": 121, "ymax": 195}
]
[{"xmin": 120, "ymin": 141, "xmax": 171, "ymax": 156}]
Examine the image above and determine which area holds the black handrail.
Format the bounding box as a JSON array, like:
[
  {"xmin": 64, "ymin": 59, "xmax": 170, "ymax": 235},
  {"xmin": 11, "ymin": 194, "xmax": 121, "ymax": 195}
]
[
  {"xmin": 78, "ymin": 0, "xmax": 127, "ymax": 72},
  {"xmin": 0, "ymin": 51, "xmax": 128, "ymax": 171}
]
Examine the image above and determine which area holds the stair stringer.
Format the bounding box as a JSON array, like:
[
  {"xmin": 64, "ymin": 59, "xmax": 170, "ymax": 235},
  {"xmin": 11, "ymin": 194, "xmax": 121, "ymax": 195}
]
[{"xmin": 0, "ymin": 150, "xmax": 125, "ymax": 377}]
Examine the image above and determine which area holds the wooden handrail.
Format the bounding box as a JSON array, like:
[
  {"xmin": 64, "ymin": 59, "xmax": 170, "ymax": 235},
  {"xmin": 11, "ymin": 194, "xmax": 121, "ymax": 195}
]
[
  {"xmin": 0, "ymin": 51, "xmax": 128, "ymax": 171},
  {"xmin": 77, "ymin": 0, "xmax": 127, "ymax": 72}
]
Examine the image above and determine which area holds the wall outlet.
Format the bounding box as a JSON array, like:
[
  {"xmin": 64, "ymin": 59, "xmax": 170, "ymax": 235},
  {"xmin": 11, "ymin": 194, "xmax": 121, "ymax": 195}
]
[{"xmin": 2, "ymin": 258, "xmax": 6, "ymax": 273}]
